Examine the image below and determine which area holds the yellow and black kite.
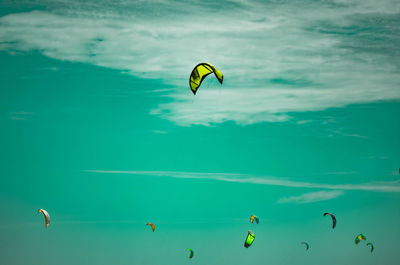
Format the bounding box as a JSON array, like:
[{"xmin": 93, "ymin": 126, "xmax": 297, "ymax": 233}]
[{"xmin": 189, "ymin": 63, "xmax": 223, "ymax": 95}]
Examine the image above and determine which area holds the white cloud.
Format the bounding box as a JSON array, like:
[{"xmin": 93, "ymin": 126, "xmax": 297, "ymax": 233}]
[
  {"xmin": 296, "ymin": 120, "xmax": 313, "ymax": 125},
  {"xmin": 83, "ymin": 170, "xmax": 400, "ymax": 192},
  {"xmin": 9, "ymin": 111, "xmax": 34, "ymax": 115},
  {"xmin": 278, "ymin": 190, "xmax": 344, "ymax": 204},
  {"xmin": 152, "ymin": 86, "xmax": 399, "ymax": 126},
  {"xmin": 152, "ymin": 130, "xmax": 168, "ymax": 134},
  {"xmin": 8, "ymin": 111, "xmax": 34, "ymax": 121},
  {"xmin": 1, "ymin": 0, "xmax": 399, "ymax": 125},
  {"xmin": 324, "ymin": 171, "xmax": 356, "ymax": 175}
]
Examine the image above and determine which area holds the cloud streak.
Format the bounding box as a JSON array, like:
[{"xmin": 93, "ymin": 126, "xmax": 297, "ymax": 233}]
[
  {"xmin": 83, "ymin": 170, "xmax": 400, "ymax": 192},
  {"xmin": 278, "ymin": 190, "xmax": 344, "ymax": 204},
  {"xmin": 8, "ymin": 111, "xmax": 34, "ymax": 121}
]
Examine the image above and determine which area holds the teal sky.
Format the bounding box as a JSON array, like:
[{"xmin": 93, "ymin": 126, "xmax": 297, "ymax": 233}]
[{"xmin": 1, "ymin": 0, "xmax": 400, "ymax": 264}]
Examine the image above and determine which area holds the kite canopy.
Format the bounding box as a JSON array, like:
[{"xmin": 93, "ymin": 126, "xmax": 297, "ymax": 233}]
[
  {"xmin": 355, "ymin": 234, "xmax": 366, "ymax": 244},
  {"xmin": 146, "ymin": 222, "xmax": 155, "ymax": 232},
  {"xmin": 301, "ymin": 241, "xmax": 309, "ymax": 250},
  {"xmin": 38, "ymin": 209, "xmax": 50, "ymax": 229},
  {"xmin": 250, "ymin": 215, "xmax": 259, "ymax": 224},
  {"xmin": 187, "ymin": 248, "xmax": 194, "ymax": 259},
  {"xmin": 189, "ymin": 63, "xmax": 223, "ymax": 95},
  {"xmin": 323, "ymin": 212, "xmax": 336, "ymax": 229},
  {"xmin": 366, "ymin": 242, "xmax": 374, "ymax": 253},
  {"xmin": 244, "ymin": 230, "xmax": 255, "ymax": 248}
]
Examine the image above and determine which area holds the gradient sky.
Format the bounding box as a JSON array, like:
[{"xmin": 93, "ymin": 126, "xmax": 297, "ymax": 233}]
[{"xmin": 1, "ymin": 1, "xmax": 400, "ymax": 265}]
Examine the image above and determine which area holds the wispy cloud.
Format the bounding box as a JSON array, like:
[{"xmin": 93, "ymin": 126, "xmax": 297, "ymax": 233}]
[
  {"xmin": 324, "ymin": 171, "xmax": 356, "ymax": 175},
  {"xmin": 1, "ymin": 0, "xmax": 399, "ymax": 125},
  {"xmin": 9, "ymin": 111, "xmax": 34, "ymax": 115},
  {"xmin": 327, "ymin": 129, "xmax": 368, "ymax": 139},
  {"xmin": 367, "ymin": 155, "xmax": 389, "ymax": 160},
  {"xmin": 278, "ymin": 190, "xmax": 344, "ymax": 204},
  {"xmin": 296, "ymin": 120, "xmax": 313, "ymax": 125},
  {"xmin": 8, "ymin": 111, "xmax": 34, "ymax": 120},
  {"xmin": 153, "ymin": 130, "xmax": 168, "ymax": 134},
  {"xmin": 83, "ymin": 170, "xmax": 400, "ymax": 192}
]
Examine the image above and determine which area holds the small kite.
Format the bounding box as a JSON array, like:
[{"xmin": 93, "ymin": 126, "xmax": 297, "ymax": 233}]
[
  {"xmin": 146, "ymin": 222, "xmax": 155, "ymax": 232},
  {"xmin": 301, "ymin": 241, "xmax": 309, "ymax": 251},
  {"xmin": 355, "ymin": 234, "xmax": 366, "ymax": 244},
  {"xmin": 366, "ymin": 242, "xmax": 374, "ymax": 253},
  {"xmin": 38, "ymin": 209, "xmax": 50, "ymax": 229},
  {"xmin": 250, "ymin": 215, "xmax": 259, "ymax": 224},
  {"xmin": 323, "ymin": 212, "xmax": 336, "ymax": 229},
  {"xmin": 244, "ymin": 230, "xmax": 255, "ymax": 248},
  {"xmin": 189, "ymin": 63, "xmax": 223, "ymax": 95},
  {"xmin": 187, "ymin": 248, "xmax": 194, "ymax": 259}
]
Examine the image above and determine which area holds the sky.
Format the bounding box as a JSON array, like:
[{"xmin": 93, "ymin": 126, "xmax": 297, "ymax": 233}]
[{"xmin": 0, "ymin": 0, "xmax": 400, "ymax": 264}]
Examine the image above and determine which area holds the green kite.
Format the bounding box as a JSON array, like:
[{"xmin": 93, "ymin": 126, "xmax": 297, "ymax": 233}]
[
  {"xmin": 244, "ymin": 231, "xmax": 255, "ymax": 248},
  {"xmin": 355, "ymin": 234, "xmax": 366, "ymax": 244},
  {"xmin": 187, "ymin": 248, "xmax": 194, "ymax": 259}
]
